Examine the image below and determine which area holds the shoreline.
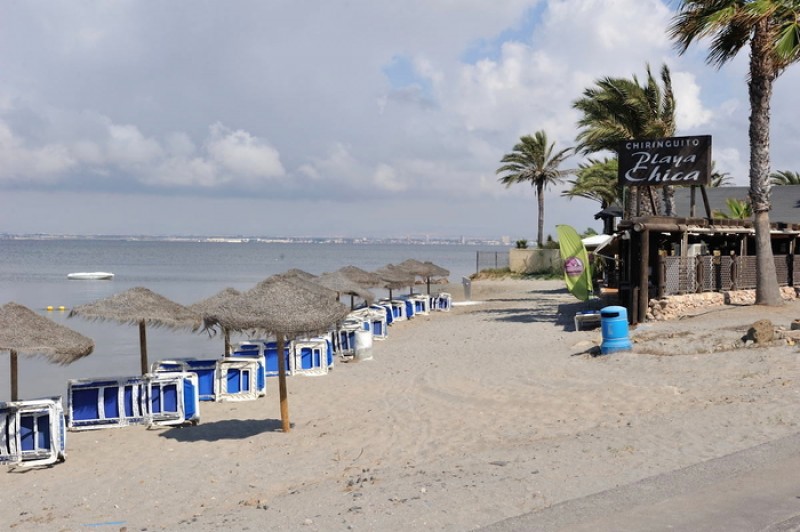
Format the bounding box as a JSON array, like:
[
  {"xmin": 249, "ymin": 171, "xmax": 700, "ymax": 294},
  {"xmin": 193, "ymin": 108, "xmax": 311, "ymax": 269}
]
[{"xmin": 3, "ymin": 278, "xmax": 799, "ymax": 530}]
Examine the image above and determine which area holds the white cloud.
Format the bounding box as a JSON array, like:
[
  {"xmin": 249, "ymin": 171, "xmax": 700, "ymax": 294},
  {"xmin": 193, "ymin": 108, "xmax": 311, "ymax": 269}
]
[
  {"xmin": 672, "ymin": 71, "xmax": 713, "ymax": 130},
  {"xmin": 206, "ymin": 123, "xmax": 285, "ymax": 182},
  {"xmin": 0, "ymin": 121, "xmax": 76, "ymax": 182},
  {"xmin": 164, "ymin": 132, "xmax": 196, "ymax": 158},
  {"xmin": 713, "ymin": 146, "xmax": 748, "ymax": 186},
  {"xmin": 0, "ymin": 0, "xmax": 796, "ymax": 237},
  {"xmin": 372, "ymin": 163, "xmax": 407, "ymax": 192},
  {"xmin": 147, "ymin": 156, "xmax": 219, "ymax": 188},
  {"xmin": 105, "ymin": 124, "xmax": 163, "ymax": 166}
]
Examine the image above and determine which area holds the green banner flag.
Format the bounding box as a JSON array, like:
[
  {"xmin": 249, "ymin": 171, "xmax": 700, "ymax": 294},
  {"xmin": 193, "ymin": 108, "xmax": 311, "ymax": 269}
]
[{"xmin": 556, "ymin": 225, "xmax": 593, "ymax": 301}]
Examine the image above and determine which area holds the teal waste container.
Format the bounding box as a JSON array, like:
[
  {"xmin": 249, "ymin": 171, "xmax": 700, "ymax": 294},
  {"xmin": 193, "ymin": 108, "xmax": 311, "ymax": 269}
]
[{"xmin": 600, "ymin": 306, "xmax": 632, "ymax": 355}]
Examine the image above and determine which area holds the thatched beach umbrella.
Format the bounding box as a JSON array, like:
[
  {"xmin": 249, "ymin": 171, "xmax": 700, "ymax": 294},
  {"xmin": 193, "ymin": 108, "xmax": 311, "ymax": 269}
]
[
  {"xmin": 374, "ymin": 265, "xmax": 415, "ymax": 300},
  {"xmin": 421, "ymin": 261, "xmax": 450, "ymax": 294},
  {"xmin": 203, "ymin": 274, "xmax": 349, "ymax": 432},
  {"xmin": 393, "ymin": 259, "xmax": 430, "ymax": 294},
  {"xmin": 395, "ymin": 259, "xmax": 450, "ymax": 294},
  {"xmin": 0, "ymin": 302, "xmax": 94, "ymax": 401},
  {"xmin": 284, "ymin": 268, "xmax": 318, "ymax": 282},
  {"xmin": 69, "ymin": 287, "xmax": 202, "ymax": 375},
  {"xmin": 316, "ymin": 271, "xmax": 375, "ymax": 309},
  {"xmin": 189, "ymin": 288, "xmax": 241, "ymax": 355},
  {"xmin": 337, "ymin": 265, "xmax": 384, "ymax": 288}
]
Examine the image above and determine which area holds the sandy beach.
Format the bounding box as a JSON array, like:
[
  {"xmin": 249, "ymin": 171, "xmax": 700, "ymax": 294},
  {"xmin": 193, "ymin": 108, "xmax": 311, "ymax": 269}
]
[{"xmin": 3, "ymin": 278, "xmax": 800, "ymax": 531}]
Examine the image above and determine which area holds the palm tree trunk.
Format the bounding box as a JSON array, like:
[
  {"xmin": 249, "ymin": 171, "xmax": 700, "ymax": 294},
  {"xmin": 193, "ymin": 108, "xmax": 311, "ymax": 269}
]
[
  {"xmin": 536, "ymin": 182, "xmax": 545, "ymax": 248},
  {"xmin": 662, "ymin": 185, "xmax": 675, "ymax": 216},
  {"xmin": 749, "ymin": 20, "xmax": 782, "ymax": 306}
]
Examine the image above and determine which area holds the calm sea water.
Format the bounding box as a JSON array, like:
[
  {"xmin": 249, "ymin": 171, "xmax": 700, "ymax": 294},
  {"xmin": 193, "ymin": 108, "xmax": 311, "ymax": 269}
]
[{"xmin": 0, "ymin": 239, "xmax": 507, "ymax": 401}]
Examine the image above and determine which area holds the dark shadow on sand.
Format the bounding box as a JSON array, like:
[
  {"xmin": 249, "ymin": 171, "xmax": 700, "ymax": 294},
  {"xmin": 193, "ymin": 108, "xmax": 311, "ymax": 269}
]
[
  {"xmin": 527, "ymin": 286, "xmax": 571, "ymax": 295},
  {"xmin": 476, "ymin": 307, "xmax": 563, "ymax": 325},
  {"xmin": 156, "ymin": 418, "xmax": 286, "ymax": 442},
  {"xmin": 475, "ymin": 299, "xmax": 605, "ymax": 330}
]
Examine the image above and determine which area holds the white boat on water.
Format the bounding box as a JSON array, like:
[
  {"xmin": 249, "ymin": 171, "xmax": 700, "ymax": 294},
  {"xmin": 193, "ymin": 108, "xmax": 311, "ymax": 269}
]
[{"xmin": 67, "ymin": 272, "xmax": 115, "ymax": 280}]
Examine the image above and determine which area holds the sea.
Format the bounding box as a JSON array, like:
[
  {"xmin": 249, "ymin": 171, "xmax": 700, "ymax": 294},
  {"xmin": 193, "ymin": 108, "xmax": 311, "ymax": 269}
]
[{"xmin": 0, "ymin": 239, "xmax": 508, "ymax": 401}]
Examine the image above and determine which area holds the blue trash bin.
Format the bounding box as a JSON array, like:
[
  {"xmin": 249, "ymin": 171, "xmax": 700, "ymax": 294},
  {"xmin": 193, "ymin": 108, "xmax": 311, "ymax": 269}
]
[{"xmin": 600, "ymin": 306, "xmax": 632, "ymax": 355}]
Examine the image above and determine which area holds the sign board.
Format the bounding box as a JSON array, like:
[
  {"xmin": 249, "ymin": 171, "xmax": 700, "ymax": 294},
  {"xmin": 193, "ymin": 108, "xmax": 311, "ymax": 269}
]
[{"xmin": 617, "ymin": 135, "xmax": 711, "ymax": 187}]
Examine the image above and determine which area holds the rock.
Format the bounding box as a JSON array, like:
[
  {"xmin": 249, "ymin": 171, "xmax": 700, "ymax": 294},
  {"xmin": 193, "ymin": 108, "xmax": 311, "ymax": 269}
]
[
  {"xmin": 746, "ymin": 319, "xmax": 774, "ymax": 344},
  {"xmin": 791, "ymin": 319, "xmax": 800, "ymax": 331}
]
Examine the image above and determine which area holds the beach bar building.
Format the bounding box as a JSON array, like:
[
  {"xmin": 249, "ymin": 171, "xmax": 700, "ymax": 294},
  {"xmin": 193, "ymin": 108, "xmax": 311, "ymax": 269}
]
[
  {"xmin": 613, "ymin": 186, "xmax": 800, "ymax": 323},
  {"xmin": 603, "ymin": 136, "xmax": 800, "ymax": 324}
]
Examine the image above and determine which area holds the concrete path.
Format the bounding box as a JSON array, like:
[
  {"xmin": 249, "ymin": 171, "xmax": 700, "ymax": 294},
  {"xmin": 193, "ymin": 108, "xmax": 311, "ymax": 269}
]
[{"xmin": 481, "ymin": 433, "xmax": 800, "ymax": 532}]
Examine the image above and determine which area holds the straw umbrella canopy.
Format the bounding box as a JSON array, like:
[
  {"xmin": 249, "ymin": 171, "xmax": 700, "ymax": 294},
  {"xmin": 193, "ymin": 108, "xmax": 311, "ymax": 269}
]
[
  {"xmin": 423, "ymin": 261, "xmax": 450, "ymax": 278},
  {"xmin": 266, "ymin": 272, "xmax": 339, "ymax": 301},
  {"xmin": 68, "ymin": 287, "xmax": 203, "ymax": 375},
  {"xmin": 316, "ymin": 271, "xmax": 375, "ymax": 309},
  {"xmin": 0, "ymin": 302, "xmax": 95, "ymax": 401},
  {"xmin": 373, "ymin": 265, "xmax": 416, "ymax": 300},
  {"xmin": 337, "ymin": 265, "xmax": 384, "ymax": 288},
  {"xmin": 393, "ymin": 259, "xmax": 430, "ymax": 294},
  {"xmin": 395, "ymin": 258, "xmax": 431, "ymax": 277},
  {"xmin": 395, "ymin": 259, "xmax": 450, "ymax": 294},
  {"xmin": 188, "ymin": 288, "xmax": 241, "ymax": 355},
  {"xmin": 284, "ymin": 268, "xmax": 318, "ymax": 282},
  {"xmin": 203, "ymin": 274, "xmax": 349, "ymax": 432},
  {"xmin": 421, "ymin": 261, "xmax": 450, "ymax": 294}
]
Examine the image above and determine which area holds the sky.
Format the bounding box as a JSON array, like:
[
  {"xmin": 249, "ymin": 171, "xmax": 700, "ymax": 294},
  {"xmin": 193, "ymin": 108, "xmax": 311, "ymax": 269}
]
[{"xmin": 1, "ymin": 0, "xmax": 800, "ymax": 241}]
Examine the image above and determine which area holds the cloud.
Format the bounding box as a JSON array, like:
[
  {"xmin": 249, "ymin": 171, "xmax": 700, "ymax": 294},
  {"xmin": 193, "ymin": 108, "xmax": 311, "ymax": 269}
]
[
  {"xmin": 205, "ymin": 123, "xmax": 285, "ymax": 183},
  {"xmin": 0, "ymin": 121, "xmax": 76, "ymax": 182},
  {"xmin": 372, "ymin": 163, "xmax": 407, "ymax": 192},
  {"xmin": 0, "ymin": 0, "xmax": 796, "ymax": 237},
  {"xmin": 106, "ymin": 124, "xmax": 163, "ymax": 166},
  {"xmin": 672, "ymin": 71, "xmax": 713, "ymax": 130},
  {"xmin": 0, "ymin": 111, "xmax": 289, "ymax": 191}
]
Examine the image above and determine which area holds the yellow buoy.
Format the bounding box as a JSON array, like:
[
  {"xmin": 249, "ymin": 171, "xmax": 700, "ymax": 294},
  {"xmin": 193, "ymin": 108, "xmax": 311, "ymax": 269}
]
[{"xmin": 46, "ymin": 306, "xmax": 54, "ymax": 311}]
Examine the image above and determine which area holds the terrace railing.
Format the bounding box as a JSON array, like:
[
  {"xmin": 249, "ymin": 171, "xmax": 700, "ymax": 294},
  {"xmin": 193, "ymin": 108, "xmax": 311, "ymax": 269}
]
[{"xmin": 658, "ymin": 255, "xmax": 794, "ymax": 297}]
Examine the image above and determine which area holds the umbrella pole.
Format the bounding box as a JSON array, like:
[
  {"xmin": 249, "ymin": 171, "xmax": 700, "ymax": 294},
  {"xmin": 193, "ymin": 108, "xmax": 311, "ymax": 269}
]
[
  {"xmin": 139, "ymin": 321, "xmax": 148, "ymax": 374},
  {"xmin": 224, "ymin": 328, "xmax": 231, "ymax": 356},
  {"xmin": 276, "ymin": 333, "xmax": 290, "ymax": 432},
  {"xmin": 427, "ymin": 277, "xmax": 431, "ymax": 295},
  {"xmin": 350, "ymin": 294, "xmax": 355, "ymax": 310},
  {"xmin": 10, "ymin": 349, "xmax": 18, "ymax": 401}
]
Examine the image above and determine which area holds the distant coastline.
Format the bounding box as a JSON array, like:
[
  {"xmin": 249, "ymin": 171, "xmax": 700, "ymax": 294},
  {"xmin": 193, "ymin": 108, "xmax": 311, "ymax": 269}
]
[{"xmin": 0, "ymin": 233, "xmax": 511, "ymax": 246}]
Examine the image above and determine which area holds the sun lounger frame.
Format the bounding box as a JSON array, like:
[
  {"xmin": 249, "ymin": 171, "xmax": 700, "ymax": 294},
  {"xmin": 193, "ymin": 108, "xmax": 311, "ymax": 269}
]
[
  {"xmin": 0, "ymin": 397, "xmax": 66, "ymax": 468},
  {"xmin": 67, "ymin": 373, "xmax": 199, "ymax": 431},
  {"xmin": 215, "ymin": 358, "xmax": 262, "ymax": 401}
]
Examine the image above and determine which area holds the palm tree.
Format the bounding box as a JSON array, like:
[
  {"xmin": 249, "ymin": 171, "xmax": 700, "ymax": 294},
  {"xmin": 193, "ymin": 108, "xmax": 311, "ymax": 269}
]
[
  {"xmin": 562, "ymin": 157, "xmax": 622, "ymax": 208},
  {"xmin": 712, "ymin": 198, "xmax": 753, "ymax": 219},
  {"xmin": 497, "ymin": 131, "xmax": 573, "ymax": 248},
  {"xmin": 573, "ymin": 63, "xmax": 677, "ymax": 216},
  {"xmin": 770, "ymin": 170, "xmax": 800, "ymax": 185},
  {"xmin": 710, "ymin": 161, "xmax": 734, "ymax": 187},
  {"xmin": 670, "ymin": 1, "xmax": 800, "ymax": 306}
]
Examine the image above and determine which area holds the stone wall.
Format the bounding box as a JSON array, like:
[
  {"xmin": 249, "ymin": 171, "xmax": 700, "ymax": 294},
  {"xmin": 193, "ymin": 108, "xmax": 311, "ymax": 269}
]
[
  {"xmin": 509, "ymin": 249, "xmax": 562, "ymax": 274},
  {"xmin": 647, "ymin": 287, "xmax": 800, "ymax": 321}
]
